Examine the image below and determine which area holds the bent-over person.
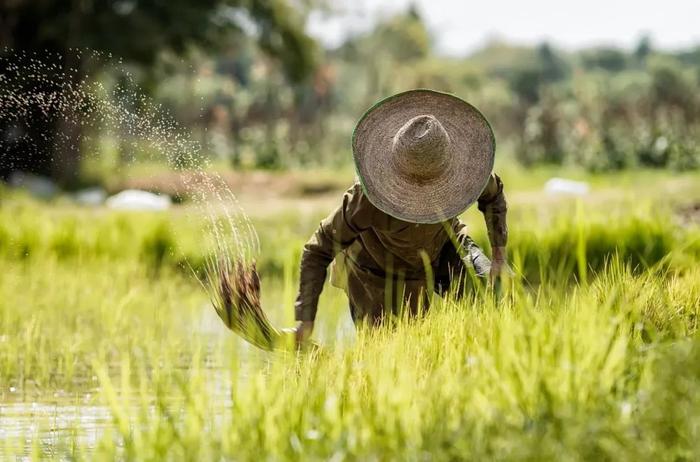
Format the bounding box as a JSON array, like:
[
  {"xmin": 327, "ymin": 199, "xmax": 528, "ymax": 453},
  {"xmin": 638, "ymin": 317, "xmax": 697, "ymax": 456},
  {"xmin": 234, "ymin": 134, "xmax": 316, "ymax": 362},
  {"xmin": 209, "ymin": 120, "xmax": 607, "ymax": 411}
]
[{"xmin": 292, "ymin": 90, "xmax": 508, "ymax": 344}]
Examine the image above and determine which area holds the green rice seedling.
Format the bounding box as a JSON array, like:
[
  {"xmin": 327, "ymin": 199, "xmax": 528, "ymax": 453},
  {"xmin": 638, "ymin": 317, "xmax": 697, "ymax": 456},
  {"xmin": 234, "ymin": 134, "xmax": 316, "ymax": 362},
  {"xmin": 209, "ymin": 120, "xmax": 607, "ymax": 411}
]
[
  {"xmin": 2, "ymin": 170, "xmax": 700, "ymax": 459},
  {"xmin": 140, "ymin": 221, "xmax": 175, "ymax": 271},
  {"xmin": 83, "ymin": 258, "xmax": 700, "ymax": 460}
]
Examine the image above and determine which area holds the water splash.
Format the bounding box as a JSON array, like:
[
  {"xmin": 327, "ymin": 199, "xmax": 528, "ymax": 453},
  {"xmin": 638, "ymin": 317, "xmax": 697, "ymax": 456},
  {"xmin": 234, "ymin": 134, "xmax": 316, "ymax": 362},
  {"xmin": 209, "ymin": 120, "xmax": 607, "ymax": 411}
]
[{"xmin": 0, "ymin": 47, "xmax": 259, "ymax": 267}]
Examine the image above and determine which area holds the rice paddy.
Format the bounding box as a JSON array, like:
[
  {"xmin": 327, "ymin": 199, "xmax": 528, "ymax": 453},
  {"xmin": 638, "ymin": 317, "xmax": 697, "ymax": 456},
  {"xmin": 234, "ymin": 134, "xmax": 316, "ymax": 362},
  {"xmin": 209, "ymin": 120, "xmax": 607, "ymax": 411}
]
[{"xmin": 1, "ymin": 168, "xmax": 699, "ymax": 460}]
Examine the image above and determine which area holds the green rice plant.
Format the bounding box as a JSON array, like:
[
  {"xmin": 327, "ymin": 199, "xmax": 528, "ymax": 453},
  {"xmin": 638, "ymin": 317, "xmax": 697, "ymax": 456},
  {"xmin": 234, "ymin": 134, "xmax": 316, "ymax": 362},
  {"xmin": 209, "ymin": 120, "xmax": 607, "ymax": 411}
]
[
  {"xmin": 140, "ymin": 221, "xmax": 175, "ymax": 271},
  {"xmin": 80, "ymin": 261, "xmax": 700, "ymax": 460},
  {"xmin": 636, "ymin": 337, "xmax": 700, "ymax": 459},
  {"xmin": 1, "ymin": 171, "xmax": 700, "ymax": 460}
]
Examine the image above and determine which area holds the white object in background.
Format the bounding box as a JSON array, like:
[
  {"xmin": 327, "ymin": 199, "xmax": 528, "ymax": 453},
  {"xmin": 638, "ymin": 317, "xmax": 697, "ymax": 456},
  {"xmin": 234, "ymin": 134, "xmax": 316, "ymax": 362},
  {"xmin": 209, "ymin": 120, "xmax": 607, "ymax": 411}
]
[
  {"xmin": 106, "ymin": 189, "xmax": 171, "ymax": 211},
  {"xmin": 544, "ymin": 178, "xmax": 590, "ymax": 196},
  {"xmin": 74, "ymin": 187, "xmax": 107, "ymax": 206}
]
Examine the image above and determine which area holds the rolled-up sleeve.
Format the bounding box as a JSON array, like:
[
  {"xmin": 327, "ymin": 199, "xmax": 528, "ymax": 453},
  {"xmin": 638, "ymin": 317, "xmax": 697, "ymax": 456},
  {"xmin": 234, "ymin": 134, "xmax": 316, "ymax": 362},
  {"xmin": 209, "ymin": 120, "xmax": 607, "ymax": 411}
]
[
  {"xmin": 294, "ymin": 183, "xmax": 373, "ymax": 322},
  {"xmin": 477, "ymin": 173, "xmax": 508, "ymax": 248}
]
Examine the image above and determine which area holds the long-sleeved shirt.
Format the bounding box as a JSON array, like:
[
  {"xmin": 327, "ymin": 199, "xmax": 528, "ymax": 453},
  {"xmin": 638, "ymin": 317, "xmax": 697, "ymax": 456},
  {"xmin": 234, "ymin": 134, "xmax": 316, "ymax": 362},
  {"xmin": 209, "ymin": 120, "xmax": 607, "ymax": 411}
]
[{"xmin": 294, "ymin": 173, "xmax": 508, "ymax": 322}]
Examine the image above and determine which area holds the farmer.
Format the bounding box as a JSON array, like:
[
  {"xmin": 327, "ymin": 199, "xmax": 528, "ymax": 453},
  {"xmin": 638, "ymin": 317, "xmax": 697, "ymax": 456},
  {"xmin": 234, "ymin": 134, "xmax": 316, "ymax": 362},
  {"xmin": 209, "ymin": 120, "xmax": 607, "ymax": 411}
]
[{"xmin": 293, "ymin": 90, "xmax": 508, "ymax": 344}]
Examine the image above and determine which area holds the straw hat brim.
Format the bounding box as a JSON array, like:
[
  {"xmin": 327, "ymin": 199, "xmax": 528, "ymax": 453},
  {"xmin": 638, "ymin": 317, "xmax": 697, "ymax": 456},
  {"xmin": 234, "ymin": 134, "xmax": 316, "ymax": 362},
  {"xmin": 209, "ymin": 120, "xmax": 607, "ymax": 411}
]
[{"xmin": 352, "ymin": 89, "xmax": 496, "ymax": 224}]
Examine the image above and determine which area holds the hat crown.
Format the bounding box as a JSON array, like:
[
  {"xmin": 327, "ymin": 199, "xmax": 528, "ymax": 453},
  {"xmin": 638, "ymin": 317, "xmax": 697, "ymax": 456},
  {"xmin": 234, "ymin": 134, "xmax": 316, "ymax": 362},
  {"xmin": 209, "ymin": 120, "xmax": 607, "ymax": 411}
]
[{"xmin": 392, "ymin": 114, "xmax": 450, "ymax": 182}]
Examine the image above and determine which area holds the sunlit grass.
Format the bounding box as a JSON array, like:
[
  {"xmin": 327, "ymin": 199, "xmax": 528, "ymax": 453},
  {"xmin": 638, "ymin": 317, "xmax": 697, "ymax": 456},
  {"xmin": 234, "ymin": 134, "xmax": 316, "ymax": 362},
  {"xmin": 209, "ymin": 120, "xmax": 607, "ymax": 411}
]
[
  {"xmin": 82, "ymin": 262, "xmax": 700, "ymax": 460},
  {"xmin": 1, "ymin": 172, "xmax": 699, "ymax": 459}
]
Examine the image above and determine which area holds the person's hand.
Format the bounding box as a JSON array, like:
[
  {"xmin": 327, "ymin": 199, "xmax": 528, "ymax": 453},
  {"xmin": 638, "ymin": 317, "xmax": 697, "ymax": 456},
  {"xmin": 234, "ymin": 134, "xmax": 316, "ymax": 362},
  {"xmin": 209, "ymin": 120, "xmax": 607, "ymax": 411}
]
[
  {"xmin": 295, "ymin": 320, "xmax": 314, "ymax": 347},
  {"xmin": 280, "ymin": 320, "xmax": 314, "ymax": 350},
  {"xmin": 489, "ymin": 246, "xmax": 508, "ymax": 284}
]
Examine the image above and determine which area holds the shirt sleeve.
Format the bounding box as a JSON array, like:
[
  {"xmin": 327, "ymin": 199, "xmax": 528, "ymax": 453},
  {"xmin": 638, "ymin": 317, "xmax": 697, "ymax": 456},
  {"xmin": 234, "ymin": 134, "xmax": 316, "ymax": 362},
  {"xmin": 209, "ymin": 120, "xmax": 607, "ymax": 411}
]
[
  {"xmin": 477, "ymin": 173, "xmax": 508, "ymax": 248},
  {"xmin": 294, "ymin": 183, "xmax": 374, "ymax": 322}
]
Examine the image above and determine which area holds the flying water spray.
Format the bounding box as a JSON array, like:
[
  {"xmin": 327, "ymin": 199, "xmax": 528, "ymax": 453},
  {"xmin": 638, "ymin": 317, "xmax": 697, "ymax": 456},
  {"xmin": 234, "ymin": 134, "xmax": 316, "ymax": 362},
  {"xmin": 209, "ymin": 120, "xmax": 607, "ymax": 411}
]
[{"xmin": 0, "ymin": 48, "xmax": 290, "ymax": 350}]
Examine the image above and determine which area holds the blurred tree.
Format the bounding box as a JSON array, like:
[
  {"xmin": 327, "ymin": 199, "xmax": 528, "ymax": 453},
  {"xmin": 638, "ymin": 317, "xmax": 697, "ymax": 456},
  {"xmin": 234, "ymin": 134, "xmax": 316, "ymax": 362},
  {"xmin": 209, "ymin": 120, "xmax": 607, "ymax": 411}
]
[
  {"xmin": 337, "ymin": 6, "xmax": 431, "ymax": 107},
  {"xmin": 634, "ymin": 35, "xmax": 653, "ymax": 63},
  {"xmin": 538, "ymin": 42, "xmax": 569, "ymax": 83},
  {"xmin": 650, "ymin": 60, "xmax": 692, "ymax": 114},
  {"xmin": 467, "ymin": 41, "xmax": 537, "ymax": 79},
  {"xmin": 0, "ymin": 0, "xmax": 317, "ymax": 185},
  {"xmin": 509, "ymin": 69, "xmax": 542, "ymax": 105},
  {"xmin": 506, "ymin": 42, "xmax": 569, "ymax": 104},
  {"xmin": 374, "ymin": 4, "xmax": 430, "ymax": 62},
  {"xmin": 676, "ymin": 46, "xmax": 700, "ymax": 68},
  {"xmin": 581, "ymin": 48, "xmax": 628, "ymax": 72},
  {"xmin": 504, "ymin": 43, "xmax": 569, "ymax": 164}
]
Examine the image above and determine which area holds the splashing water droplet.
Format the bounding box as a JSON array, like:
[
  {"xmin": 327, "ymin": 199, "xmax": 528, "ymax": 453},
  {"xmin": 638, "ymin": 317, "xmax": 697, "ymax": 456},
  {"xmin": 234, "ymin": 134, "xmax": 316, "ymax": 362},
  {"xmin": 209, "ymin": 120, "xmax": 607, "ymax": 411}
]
[{"xmin": 1, "ymin": 48, "xmax": 259, "ymax": 284}]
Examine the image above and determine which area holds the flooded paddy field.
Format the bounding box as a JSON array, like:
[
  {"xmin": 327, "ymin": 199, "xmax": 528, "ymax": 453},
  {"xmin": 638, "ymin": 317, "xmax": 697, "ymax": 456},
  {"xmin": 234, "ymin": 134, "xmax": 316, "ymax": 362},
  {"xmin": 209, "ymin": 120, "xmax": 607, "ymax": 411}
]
[{"xmin": 2, "ymin": 170, "xmax": 700, "ymax": 459}]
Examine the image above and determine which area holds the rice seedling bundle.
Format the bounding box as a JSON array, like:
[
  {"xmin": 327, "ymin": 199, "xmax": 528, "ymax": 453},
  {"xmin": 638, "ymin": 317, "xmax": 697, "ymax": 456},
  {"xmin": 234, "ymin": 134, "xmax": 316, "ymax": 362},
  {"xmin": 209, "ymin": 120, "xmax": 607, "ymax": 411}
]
[{"xmin": 205, "ymin": 258, "xmax": 288, "ymax": 351}]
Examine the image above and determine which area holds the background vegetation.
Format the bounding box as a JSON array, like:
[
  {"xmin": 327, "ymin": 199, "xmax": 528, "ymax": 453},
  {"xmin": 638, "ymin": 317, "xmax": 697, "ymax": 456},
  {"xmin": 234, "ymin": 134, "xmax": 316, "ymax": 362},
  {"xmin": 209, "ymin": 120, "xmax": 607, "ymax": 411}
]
[{"xmin": 3, "ymin": 2, "xmax": 700, "ymax": 187}]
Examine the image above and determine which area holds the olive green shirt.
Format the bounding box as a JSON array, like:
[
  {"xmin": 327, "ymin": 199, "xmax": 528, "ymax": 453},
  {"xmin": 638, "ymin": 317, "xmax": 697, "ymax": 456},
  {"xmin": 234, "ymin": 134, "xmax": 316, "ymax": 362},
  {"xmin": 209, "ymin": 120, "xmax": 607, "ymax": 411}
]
[{"xmin": 295, "ymin": 174, "xmax": 508, "ymax": 322}]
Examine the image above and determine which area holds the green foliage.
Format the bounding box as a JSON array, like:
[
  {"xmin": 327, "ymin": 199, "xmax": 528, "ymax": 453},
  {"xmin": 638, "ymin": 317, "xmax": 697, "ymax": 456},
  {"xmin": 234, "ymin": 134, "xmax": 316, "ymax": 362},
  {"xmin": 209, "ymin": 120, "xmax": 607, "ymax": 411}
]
[
  {"xmin": 141, "ymin": 222, "xmax": 176, "ymax": 270},
  {"xmin": 0, "ymin": 0, "xmax": 316, "ymax": 81},
  {"xmin": 515, "ymin": 61, "xmax": 700, "ymax": 170},
  {"xmin": 581, "ymin": 47, "xmax": 629, "ymax": 72},
  {"xmin": 373, "ymin": 6, "xmax": 431, "ymax": 62},
  {"xmin": 639, "ymin": 340, "xmax": 700, "ymax": 457},
  {"xmin": 0, "ymin": 0, "xmax": 318, "ymax": 183},
  {"xmin": 2, "ymin": 194, "xmax": 694, "ymax": 288},
  {"xmin": 1, "ymin": 173, "xmax": 700, "ymax": 458},
  {"xmin": 7, "ymin": 5, "xmax": 700, "ymax": 176}
]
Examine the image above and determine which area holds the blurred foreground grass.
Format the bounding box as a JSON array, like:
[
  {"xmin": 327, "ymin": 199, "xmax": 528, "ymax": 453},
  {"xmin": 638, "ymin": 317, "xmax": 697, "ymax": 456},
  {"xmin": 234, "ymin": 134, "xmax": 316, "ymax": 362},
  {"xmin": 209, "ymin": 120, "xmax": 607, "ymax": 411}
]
[{"xmin": 1, "ymin": 169, "xmax": 700, "ymax": 460}]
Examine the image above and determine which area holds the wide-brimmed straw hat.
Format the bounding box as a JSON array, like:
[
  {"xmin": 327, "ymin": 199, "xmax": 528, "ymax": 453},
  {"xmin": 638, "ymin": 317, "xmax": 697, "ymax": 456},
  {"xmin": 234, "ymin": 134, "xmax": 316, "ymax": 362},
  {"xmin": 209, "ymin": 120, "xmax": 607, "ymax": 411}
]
[{"xmin": 352, "ymin": 89, "xmax": 495, "ymax": 224}]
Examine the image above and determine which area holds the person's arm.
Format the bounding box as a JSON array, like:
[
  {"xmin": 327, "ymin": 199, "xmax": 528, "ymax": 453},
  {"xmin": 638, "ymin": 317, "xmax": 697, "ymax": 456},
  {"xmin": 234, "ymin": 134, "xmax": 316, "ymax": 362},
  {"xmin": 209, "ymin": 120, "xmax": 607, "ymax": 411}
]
[
  {"xmin": 449, "ymin": 219, "xmax": 492, "ymax": 277},
  {"xmin": 293, "ymin": 183, "xmax": 372, "ymax": 344},
  {"xmin": 477, "ymin": 173, "xmax": 508, "ymax": 281}
]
